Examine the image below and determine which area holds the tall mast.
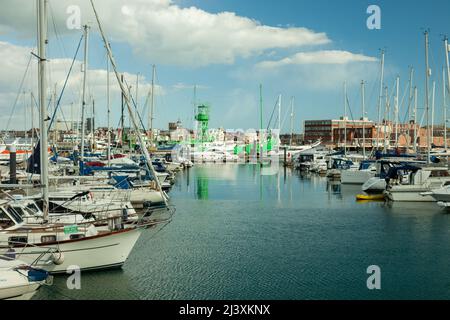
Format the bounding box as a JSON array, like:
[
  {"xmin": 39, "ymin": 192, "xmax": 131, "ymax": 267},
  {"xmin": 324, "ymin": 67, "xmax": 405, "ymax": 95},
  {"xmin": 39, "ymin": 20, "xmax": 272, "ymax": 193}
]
[
  {"xmin": 425, "ymin": 31, "xmax": 431, "ymax": 164},
  {"xmin": 395, "ymin": 76, "xmax": 400, "ymax": 148},
  {"xmin": 90, "ymin": 0, "xmax": 167, "ymax": 205},
  {"xmin": 278, "ymin": 94, "xmax": 282, "ymax": 134},
  {"xmin": 259, "ymin": 84, "xmax": 263, "ymax": 135},
  {"xmin": 91, "ymin": 97, "xmax": 95, "ymax": 150},
  {"xmin": 30, "ymin": 92, "xmax": 34, "ymax": 144},
  {"xmin": 407, "ymin": 67, "xmax": 414, "ymax": 149},
  {"xmin": 80, "ymin": 24, "xmax": 89, "ymax": 164},
  {"xmin": 344, "ymin": 81, "xmax": 347, "ymax": 155},
  {"xmin": 431, "ymin": 81, "xmax": 436, "ymax": 147},
  {"xmin": 377, "ymin": 50, "xmax": 385, "ymax": 150},
  {"xmin": 193, "ymin": 84, "xmax": 197, "ymax": 142},
  {"xmin": 53, "ymin": 84, "xmax": 57, "ymax": 145},
  {"xmin": 383, "ymin": 86, "xmax": 389, "ymax": 152},
  {"xmin": 361, "ymin": 80, "xmax": 366, "ymax": 158},
  {"xmin": 150, "ymin": 64, "xmax": 155, "ymax": 142},
  {"xmin": 120, "ymin": 74, "xmax": 124, "ymax": 146},
  {"xmin": 444, "ymin": 37, "xmax": 450, "ymax": 150},
  {"xmin": 37, "ymin": 0, "xmax": 49, "ymax": 218},
  {"xmin": 443, "ymin": 67, "xmax": 448, "ymax": 151},
  {"xmin": 106, "ymin": 51, "xmax": 111, "ymax": 166},
  {"xmin": 414, "ymin": 87, "xmax": 418, "ymax": 152},
  {"xmin": 289, "ymin": 96, "xmax": 294, "ymax": 146}
]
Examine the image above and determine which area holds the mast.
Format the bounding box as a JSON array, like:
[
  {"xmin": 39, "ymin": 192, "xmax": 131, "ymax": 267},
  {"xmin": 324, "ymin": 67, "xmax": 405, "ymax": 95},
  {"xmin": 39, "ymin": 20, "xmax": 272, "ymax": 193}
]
[
  {"xmin": 80, "ymin": 24, "xmax": 89, "ymax": 164},
  {"xmin": 30, "ymin": 92, "xmax": 34, "ymax": 144},
  {"xmin": 259, "ymin": 84, "xmax": 263, "ymax": 143},
  {"xmin": 150, "ymin": 64, "xmax": 155, "ymax": 142},
  {"xmin": 278, "ymin": 94, "xmax": 282, "ymax": 135},
  {"xmin": 377, "ymin": 50, "xmax": 385, "ymax": 150},
  {"xmin": 344, "ymin": 81, "xmax": 347, "ymax": 155},
  {"xmin": 289, "ymin": 96, "xmax": 294, "ymax": 146},
  {"xmin": 408, "ymin": 67, "xmax": 414, "ymax": 149},
  {"xmin": 53, "ymin": 84, "xmax": 57, "ymax": 145},
  {"xmin": 106, "ymin": 52, "xmax": 111, "ymax": 166},
  {"xmin": 444, "ymin": 67, "xmax": 448, "ymax": 151},
  {"xmin": 192, "ymin": 84, "xmax": 198, "ymax": 143},
  {"xmin": 361, "ymin": 80, "xmax": 366, "ymax": 158},
  {"xmin": 414, "ymin": 87, "xmax": 418, "ymax": 152},
  {"xmin": 37, "ymin": 0, "xmax": 49, "ymax": 218},
  {"xmin": 91, "ymin": 97, "xmax": 95, "ymax": 150},
  {"xmin": 395, "ymin": 76, "xmax": 400, "ymax": 148},
  {"xmin": 444, "ymin": 37, "xmax": 450, "ymax": 150},
  {"xmin": 431, "ymin": 81, "xmax": 436, "ymax": 147},
  {"xmin": 383, "ymin": 86, "xmax": 389, "ymax": 152},
  {"xmin": 120, "ymin": 74, "xmax": 124, "ymax": 146},
  {"xmin": 90, "ymin": 0, "xmax": 167, "ymax": 205},
  {"xmin": 425, "ymin": 31, "xmax": 431, "ymax": 164}
]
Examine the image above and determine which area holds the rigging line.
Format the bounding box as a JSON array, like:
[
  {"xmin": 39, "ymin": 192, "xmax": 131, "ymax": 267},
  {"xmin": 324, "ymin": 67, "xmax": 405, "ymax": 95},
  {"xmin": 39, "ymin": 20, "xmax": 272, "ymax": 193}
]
[
  {"xmin": 48, "ymin": 34, "xmax": 84, "ymax": 131},
  {"xmin": 123, "ymin": 78, "xmax": 148, "ymax": 132},
  {"xmin": 266, "ymin": 97, "xmax": 280, "ymax": 131},
  {"xmin": 50, "ymin": 14, "xmax": 81, "ymax": 105},
  {"xmin": 3, "ymin": 54, "xmax": 33, "ymax": 136}
]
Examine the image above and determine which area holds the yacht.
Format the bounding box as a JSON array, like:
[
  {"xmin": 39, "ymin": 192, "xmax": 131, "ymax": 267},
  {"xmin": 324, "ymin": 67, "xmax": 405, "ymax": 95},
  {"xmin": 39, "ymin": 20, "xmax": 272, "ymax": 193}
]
[
  {"xmin": 385, "ymin": 166, "xmax": 450, "ymax": 202},
  {"xmin": 341, "ymin": 161, "xmax": 377, "ymax": 184},
  {"xmin": 0, "ymin": 198, "xmax": 158, "ymax": 274},
  {"xmin": 0, "ymin": 258, "xmax": 52, "ymax": 300}
]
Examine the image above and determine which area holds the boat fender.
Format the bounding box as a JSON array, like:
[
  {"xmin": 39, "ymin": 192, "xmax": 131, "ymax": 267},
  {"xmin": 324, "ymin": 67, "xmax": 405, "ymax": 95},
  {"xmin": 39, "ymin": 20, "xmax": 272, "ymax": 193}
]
[{"xmin": 51, "ymin": 251, "xmax": 65, "ymax": 265}]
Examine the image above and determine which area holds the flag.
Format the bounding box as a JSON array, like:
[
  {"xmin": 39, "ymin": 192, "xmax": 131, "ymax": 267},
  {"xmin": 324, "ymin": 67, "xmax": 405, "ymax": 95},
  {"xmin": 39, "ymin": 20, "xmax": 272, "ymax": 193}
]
[{"xmin": 26, "ymin": 140, "xmax": 41, "ymax": 174}]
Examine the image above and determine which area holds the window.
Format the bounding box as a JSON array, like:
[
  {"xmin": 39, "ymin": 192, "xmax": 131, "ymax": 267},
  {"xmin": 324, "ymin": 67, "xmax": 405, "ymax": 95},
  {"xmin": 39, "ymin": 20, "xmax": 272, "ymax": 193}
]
[
  {"xmin": 5, "ymin": 206, "xmax": 23, "ymax": 224},
  {"xmin": 26, "ymin": 203, "xmax": 39, "ymax": 214},
  {"xmin": 41, "ymin": 235, "xmax": 57, "ymax": 243},
  {"xmin": 70, "ymin": 234, "xmax": 85, "ymax": 240},
  {"xmin": 0, "ymin": 208, "xmax": 14, "ymax": 229},
  {"xmin": 12, "ymin": 207, "xmax": 25, "ymax": 217},
  {"xmin": 8, "ymin": 236, "xmax": 28, "ymax": 245}
]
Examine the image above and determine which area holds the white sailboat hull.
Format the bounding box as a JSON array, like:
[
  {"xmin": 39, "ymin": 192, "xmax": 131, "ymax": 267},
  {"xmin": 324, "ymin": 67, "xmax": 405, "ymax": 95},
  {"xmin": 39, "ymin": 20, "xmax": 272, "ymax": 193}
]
[{"xmin": 1, "ymin": 227, "xmax": 143, "ymax": 274}]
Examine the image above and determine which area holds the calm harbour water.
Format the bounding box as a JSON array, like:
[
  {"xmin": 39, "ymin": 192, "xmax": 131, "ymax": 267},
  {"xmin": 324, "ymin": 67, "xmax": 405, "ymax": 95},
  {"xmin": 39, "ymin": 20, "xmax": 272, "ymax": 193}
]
[{"xmin": 35, "ymin": 164, "xmax": 450, "ymax": 300}]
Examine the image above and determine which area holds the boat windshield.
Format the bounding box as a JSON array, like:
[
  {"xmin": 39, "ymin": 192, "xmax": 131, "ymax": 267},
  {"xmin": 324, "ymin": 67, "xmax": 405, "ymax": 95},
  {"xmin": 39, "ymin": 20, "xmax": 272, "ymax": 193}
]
[{"xmin": 1, "ymin": 206, "xmax": 23, "ymax": 225}]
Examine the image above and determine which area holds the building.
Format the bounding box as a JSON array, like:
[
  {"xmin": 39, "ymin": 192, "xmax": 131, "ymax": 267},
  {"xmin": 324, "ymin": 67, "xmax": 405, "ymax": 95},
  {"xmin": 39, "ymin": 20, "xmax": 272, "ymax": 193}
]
[
  {"xmin": 304, "ymin": 117, "xmax": 375, "ymax": 147},
  {"xmin": 280, "ymin": 134, "xmax": 304, "ymax": 145},
  {"xmin": 54, "ymin": 119, "xmax": 85, "ymax": 132},
  {"xmin": 304, "ymin": 116, "xmax": 450, "ymax": 149}
]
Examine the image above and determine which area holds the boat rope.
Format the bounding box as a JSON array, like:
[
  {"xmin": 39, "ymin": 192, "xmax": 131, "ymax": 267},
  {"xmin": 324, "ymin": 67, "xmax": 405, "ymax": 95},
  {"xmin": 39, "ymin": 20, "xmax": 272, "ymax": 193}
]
[
  {"xmin": 2, "ymin": 54, "xmax": 33, "ymax": 138},
  {"xmin": 47, "ymin": 34, "xmax": 84, "ymax": 131}
]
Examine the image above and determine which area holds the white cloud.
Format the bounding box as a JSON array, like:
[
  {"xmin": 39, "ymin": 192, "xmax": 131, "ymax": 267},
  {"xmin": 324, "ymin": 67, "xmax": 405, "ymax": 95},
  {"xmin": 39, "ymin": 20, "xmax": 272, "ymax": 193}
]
[
  {"xmin": 0, "ymin": 0, "xmax": 330, "ymax": 67},
  {"xmin": 256, "ymin": 50, "xmax": 377, "ymax": 69},
  {"xmin": 172, "ymin": 83, "xmax": 209, "ymax": 91}
]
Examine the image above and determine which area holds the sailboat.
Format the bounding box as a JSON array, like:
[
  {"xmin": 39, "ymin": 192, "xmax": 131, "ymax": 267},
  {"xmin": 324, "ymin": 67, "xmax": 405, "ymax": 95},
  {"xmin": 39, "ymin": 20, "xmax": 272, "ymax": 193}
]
[{"xmin": 0, "ymin": 0, "xmax": 160, "ymax": 274}]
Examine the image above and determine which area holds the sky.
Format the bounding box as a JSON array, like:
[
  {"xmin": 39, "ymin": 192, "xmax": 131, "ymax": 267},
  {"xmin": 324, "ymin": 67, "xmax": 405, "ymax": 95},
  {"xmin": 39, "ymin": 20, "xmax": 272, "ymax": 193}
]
[{"xmin": 0, "ymin": 0, "xmax": 449, "ymax": 134}]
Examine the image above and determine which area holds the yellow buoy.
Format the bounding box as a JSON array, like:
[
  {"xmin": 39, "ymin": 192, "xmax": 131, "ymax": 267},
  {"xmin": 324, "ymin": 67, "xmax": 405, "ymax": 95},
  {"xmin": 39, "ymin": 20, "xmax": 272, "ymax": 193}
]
[{"xmin": 356, "ymin": 194, "xmax": 385, "ymax": 201}]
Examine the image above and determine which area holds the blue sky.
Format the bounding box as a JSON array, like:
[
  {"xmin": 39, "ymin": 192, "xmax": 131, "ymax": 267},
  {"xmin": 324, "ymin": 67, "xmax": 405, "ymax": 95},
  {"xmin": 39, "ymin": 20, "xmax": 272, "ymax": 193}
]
[{"xmin": 0, "ymin": 0, "xmax": 449, "ymax": 133}]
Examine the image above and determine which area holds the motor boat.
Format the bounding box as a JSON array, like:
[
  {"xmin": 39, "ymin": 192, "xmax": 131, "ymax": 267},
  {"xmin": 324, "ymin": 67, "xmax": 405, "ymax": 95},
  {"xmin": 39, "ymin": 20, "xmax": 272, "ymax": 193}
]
[
  {"xmin": 341, "ymin": 161, "xmax": 377, "ymax": 184},
  {"xmin": 385, "ymin": 165, "xmax": 450, "ymax": 202}
]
